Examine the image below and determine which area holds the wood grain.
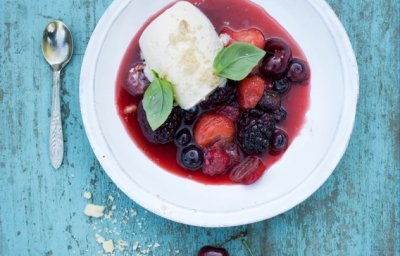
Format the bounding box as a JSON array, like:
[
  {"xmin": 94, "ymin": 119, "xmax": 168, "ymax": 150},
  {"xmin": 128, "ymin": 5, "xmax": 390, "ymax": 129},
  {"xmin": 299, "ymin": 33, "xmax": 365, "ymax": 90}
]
[{"xmin": 0, "ymin": 0, "xmax": 399, "ymax": 255}]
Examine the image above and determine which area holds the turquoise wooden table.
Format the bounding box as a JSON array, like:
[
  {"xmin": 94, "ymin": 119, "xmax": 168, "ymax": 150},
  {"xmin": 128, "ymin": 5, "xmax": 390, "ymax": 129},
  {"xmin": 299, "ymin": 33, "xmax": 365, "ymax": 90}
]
[{"xmin": 0, "ymin": 0, "xmax": 399, "ymax": 255}]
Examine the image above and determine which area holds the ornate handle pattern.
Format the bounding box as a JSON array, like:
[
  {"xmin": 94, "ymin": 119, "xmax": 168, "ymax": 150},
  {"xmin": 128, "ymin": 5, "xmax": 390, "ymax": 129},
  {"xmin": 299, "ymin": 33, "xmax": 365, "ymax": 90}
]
[{"xmin": 50, "ymin": 70, "xmax": 63, "ymax": 169}]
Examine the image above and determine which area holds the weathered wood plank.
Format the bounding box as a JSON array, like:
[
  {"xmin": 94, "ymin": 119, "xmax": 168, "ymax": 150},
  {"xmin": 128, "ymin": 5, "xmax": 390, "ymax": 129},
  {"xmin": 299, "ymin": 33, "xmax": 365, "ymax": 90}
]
[{"xmin": 0, "ymin": 0, "xmax": 398, "ymax": 255}]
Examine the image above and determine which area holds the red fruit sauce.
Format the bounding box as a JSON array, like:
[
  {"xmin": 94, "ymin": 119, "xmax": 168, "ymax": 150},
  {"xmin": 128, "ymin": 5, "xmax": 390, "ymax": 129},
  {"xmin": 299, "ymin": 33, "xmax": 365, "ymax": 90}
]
[{"xmin": 116, "ymin": 0, "xmax": 310, "ymax": 185}]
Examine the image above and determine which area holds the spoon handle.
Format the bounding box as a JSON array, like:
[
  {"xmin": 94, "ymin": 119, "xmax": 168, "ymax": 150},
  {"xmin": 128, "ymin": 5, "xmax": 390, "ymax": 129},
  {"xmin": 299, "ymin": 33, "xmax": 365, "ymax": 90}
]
[{"xmin": 49, "ymin": 70, "xmax": 63, "ymax": 169}]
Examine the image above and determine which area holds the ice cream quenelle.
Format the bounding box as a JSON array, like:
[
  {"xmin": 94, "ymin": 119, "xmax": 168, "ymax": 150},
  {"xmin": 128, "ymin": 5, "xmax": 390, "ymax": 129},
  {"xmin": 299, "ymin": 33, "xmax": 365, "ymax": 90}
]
[{"xmin": 139, "ymin": 1, "xmax": 226, "ymax": 110}]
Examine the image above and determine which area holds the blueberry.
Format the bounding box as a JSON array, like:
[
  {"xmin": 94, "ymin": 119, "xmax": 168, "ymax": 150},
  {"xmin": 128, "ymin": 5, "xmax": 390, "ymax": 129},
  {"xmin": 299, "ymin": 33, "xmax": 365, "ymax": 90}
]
[
  {"xmin": 270, "ymin": 129, "xmax": 289, "ymax": 154},
  {"xmin": 179, "ymin": 145, "xmax": 204, "ymax": 170},
  {"xmin": 286, "ymin": 58, "xmax": 310, "ymax": 83},
  {"xmin": 272, "ymin": 78, "xmax": 291, "ymax": 94},
  {"xmin": 175, "ymin": 129, "xmax": 192, "ymax": 147}
]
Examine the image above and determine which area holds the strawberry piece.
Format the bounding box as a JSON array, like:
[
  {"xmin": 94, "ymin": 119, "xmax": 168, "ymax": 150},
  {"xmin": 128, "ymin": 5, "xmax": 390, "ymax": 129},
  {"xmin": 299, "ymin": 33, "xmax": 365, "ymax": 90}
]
[
  {"xmin": 229, "ymin": 156, "xmax": 265, "ymax": 185},
  {"xmin": 237, "ymin": 76, "xmax": 266, "ymax": 109},
  {"xmin": 220, "ymin": 27, "xmax": 266, "ymax": 49},
  {"xmin": 194, "ymin": 114, "xmax": 235, "ymax": 149}
]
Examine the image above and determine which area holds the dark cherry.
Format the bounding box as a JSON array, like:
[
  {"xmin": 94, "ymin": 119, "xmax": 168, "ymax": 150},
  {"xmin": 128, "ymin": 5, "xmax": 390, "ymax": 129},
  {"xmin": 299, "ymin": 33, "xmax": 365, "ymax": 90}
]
[
  {"xmin": 260, "ymin": 38, "xmax": 292, "ymax": 81},
  {"xmin": 286, "ymin": 58, "xmax": 310, "ymax": 83},
  {"xmin": 175, "ymin": 129, "xmax": 192, "ymax": 147},
  {"xmin": 258, "ymin": 90, "xmax": 281, "ymax": 111},
  {"xmin": 183, "ymin": 106, "xmax": 199, "ymax": 125},
  {"xmin": 270, "ymin": 129, "xmax": 289, "ymax": 154},
  {"xmin": 198, "ymin": 246, "xmax": 229, "ymax": 256},
  {"xmin": 272, "ymin": 78, "xmax": 291, "ymax": 94},
  {"xmin": 179, "ymin": 145, "xmax": 204, "ymax": 170},
  {"xmin": 124, "ymin": 63, "xmax": 150, "ymax": 96}
]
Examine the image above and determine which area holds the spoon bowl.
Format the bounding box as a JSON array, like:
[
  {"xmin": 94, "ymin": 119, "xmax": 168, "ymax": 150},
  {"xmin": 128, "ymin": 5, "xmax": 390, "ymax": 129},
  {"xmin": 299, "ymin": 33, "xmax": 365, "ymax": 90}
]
[{"xmin": 42, "ymin": 20, "xmax": 73, "ymax": 71}]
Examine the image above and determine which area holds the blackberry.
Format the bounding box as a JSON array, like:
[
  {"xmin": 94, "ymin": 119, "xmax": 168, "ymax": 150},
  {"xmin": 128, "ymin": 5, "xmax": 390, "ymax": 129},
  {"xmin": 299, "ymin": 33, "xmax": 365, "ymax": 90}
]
[
  {"xmin": 137, "ymin": 102, "xmax": 182, "ymax": 144},
  {"xmin": 237, "ymin": 110, "xmax": 275, "ymax": 155},
  {"xmin": 237, "ymin": 109, "xmax": 266, "ymax": 129},
  {"xmin": 269, "ymin": 107, "xmax": 287, "ymax": 123},
  {"xmin": 200, "ymin": 82, "xmax": 237, "ymax": 110},
  {"xmin": 258, "ymin": 90, "xmax": 281, "ymax": 111}
]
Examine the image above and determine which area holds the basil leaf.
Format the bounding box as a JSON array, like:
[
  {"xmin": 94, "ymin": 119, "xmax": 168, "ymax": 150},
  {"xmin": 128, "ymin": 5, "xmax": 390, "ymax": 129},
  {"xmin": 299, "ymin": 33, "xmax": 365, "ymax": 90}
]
[
  {"xmin": 142, "ymin": 71, "xmax": 174, "ymax": 131},
  {"xmin": 214, "ymin": 42, "xmax": 266, "ymax": 81}
]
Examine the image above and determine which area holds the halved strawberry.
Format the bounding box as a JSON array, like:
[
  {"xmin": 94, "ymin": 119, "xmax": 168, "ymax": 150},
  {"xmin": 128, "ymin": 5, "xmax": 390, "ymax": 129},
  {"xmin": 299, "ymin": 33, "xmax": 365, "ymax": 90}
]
[
  {"xmin": 220, "ymin": 27, "xmax": 266, "ymax": 49},
  {"xmin": 194, "ymin": 114, "xmax": 235, "ymax": 149},
  {"xmin": 237, "ymin": 76, "xmax": 266, "ymax": 109}
]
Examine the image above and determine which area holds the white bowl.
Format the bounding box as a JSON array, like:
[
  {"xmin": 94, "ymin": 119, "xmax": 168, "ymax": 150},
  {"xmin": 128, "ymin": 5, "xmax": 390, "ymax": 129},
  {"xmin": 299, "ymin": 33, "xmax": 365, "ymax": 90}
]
[{"xmin": 80, "ymin": 0, "xmax": 358, "ymax": 227}]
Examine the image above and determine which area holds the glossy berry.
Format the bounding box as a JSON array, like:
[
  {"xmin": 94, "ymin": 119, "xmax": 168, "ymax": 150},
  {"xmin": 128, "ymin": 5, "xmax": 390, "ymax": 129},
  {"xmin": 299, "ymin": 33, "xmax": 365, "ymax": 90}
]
[
  {"xmin": 183, "ymin": 106, "xmax": 199, "ymax": 125},
  {"xmin": 198, "ymin": 246, "xmax": 229, "ymax": 256},
  {"xmin": 237, "ymin": 76, "xmax": 266, "ymax": 109},
  {"xmin": 200, "ymin": 83, "xmax": 237, "ymax": 110},
  {"xmin": 229, "ymin": 156, "xmax": 265, "ymax": 185},
  {"xmin": 237, "ymin": 110, "xmax": 275, "ymax": 155},
  {"xmin": 203, "ymin": 140, "xmax": 240, "ymax": 176},
  {"xmin": 269, "ymin": 107, "xmax": 287, "ymax": 123},
  {"xmin": 180, "ymin": 145, "xmax": 204, "ymax": 170},
  {"xmin": 258, "ymin": 90, "xmax": 281, "ymax": 111},
  {"xmin": 272, "ymin": 78, "xmax": 291, "ymax": 94},
  {"xmin": 286, "ymin": 58, "xmax": 310, "ymax": 83},
  {"xmin": 220, "ymin": 27, "xmax": 266, "ymax": 49},
  {"xmin": 270, "ymin": 129, "xmax": 289, "ymax": 154},
  {"xmin": 215, "ymin": 105, "xmax": 241, "ymax": 123},
  {"xmin": 259, "ymin": 38, "xmax": 292, "ymax": 81},
  {"xmin": 194, "ymin": 114, "xmax": 235, "ymax": 149},
  {"xmin": 137, "ymin": 103, "xmax": 182, "ymax": 144},
  {"xmin": 124, "ymin": 63, "xmax": 150, "ymax": 96},
  {"xmin": 175, "ymin": 129, "xmax": 192, "ymax": 147}
]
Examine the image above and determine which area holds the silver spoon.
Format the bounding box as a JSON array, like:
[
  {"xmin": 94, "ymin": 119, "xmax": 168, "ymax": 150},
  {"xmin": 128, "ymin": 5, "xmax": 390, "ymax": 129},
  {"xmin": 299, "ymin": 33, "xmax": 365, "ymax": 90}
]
[{"xmin": 41, "ymin": 20, "xmax": 73, "ymax": 169}]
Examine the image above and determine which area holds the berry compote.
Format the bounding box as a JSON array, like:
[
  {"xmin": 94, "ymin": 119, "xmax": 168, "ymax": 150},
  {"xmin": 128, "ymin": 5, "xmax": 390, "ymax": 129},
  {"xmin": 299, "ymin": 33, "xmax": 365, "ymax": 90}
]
[{"xmin": 116, "ymin": 0, "xmax": 311, "ymax": 185}]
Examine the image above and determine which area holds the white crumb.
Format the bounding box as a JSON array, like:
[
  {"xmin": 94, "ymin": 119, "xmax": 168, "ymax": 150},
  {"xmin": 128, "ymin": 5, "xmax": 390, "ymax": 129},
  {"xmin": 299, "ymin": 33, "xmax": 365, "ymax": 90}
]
[
  {"xmin": 84, "ymin": 204, "xmax": 105, "ymax": 218},
  {"xmin": 102, "ymin": 239, "xmax": 114, "ymax": 253},
  {"xmin": 83, "ymin": 191, "xmax": 92, "ymax": 199}
]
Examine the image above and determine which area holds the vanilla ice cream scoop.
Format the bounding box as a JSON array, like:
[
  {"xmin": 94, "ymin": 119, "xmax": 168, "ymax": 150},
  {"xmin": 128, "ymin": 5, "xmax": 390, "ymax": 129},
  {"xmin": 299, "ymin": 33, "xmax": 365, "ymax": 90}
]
[{"xmin": 139, "ymin": 1, "xmax": 226, "ymax": 110}]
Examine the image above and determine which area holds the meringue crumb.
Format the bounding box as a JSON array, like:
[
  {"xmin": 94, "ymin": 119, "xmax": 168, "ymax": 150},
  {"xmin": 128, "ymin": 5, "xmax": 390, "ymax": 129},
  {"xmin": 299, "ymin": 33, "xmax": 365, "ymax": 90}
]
[
  {"xmin": 83, "ymin": 191, "xmax": 92, "ymax": 199},
  {"xmin": 84, "ymin": 204, "xmax": 105, "ymax": 218},
  {"xmin": 102, "ymin": 240, "xmax": 114, "ymax": 253}
]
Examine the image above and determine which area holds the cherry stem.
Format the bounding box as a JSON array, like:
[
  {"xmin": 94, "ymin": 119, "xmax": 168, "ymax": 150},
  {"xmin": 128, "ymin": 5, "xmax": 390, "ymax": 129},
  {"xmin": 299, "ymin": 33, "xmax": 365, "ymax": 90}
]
[{"xmin": 242, "ymin": 239, "xmax": 254, "ymax": 256}]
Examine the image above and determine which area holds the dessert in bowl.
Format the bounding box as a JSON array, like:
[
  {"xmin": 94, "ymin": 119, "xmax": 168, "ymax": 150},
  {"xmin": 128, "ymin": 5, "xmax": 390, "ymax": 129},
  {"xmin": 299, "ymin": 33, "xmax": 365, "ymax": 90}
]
[
  {"xmin": 117, "ymin": 0, "xmax": 310, "ymax": 185},
  {"xmin": 80, "ymin": 0, "xmax": 358, "ymax": 226}
]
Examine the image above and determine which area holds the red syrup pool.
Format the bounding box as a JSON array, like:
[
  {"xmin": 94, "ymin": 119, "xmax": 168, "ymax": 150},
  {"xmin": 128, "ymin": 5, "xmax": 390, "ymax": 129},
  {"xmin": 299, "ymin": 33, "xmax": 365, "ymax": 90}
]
[{"xmin": 116, "ymin": 0, "xmax": 311, "ymax": 185}]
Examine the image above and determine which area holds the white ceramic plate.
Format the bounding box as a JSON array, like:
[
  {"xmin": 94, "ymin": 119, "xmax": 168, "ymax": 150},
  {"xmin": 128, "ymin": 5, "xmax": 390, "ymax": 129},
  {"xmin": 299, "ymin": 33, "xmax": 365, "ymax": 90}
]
[{"xmin": 80, "ymin": 0, "xmax": 358, "ymax": 227}]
